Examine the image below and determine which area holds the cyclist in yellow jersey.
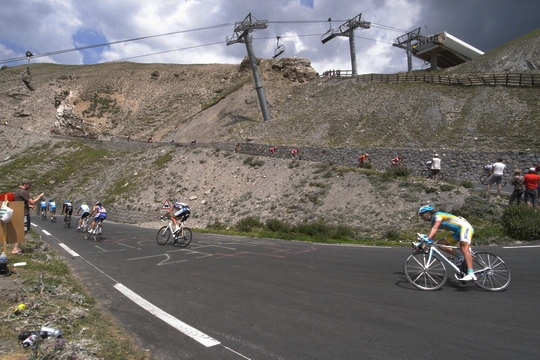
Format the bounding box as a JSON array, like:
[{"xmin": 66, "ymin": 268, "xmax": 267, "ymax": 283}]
[{"xmin": 418, "ymin": 205, "xmax": 476, "ymax": 281}]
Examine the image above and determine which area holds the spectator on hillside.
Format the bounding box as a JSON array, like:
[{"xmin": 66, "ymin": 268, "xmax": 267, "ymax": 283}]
[
  {"xmin": 269, "ymin": 147, "xmax": 276, "ymax": 156},
  {"xmin": 430, "ymin": 154, "xmax": 441, "ymax": 179},
  {"xmin": 523, "ymin": 168, "xmax": 540, "ymax": 208},
  {"xmin": 291, "ymin": 148, "xmax": 299, "ymax": 159},
  {"xmin": 508, "ymin": 169, "xmax": 525, "ymax": 206},
  {"xmin": 486, "ymin": 158, "xmax": 506, "ymax": 197},
  {"xmin": 234, "ymin": 143, "xmax": 240, "ymax": 153}
]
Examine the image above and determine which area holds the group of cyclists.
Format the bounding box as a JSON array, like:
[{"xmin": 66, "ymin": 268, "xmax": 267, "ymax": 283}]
[{"xmin": 39, "ymin": 199, "xmax": 107, "ymax": 233}]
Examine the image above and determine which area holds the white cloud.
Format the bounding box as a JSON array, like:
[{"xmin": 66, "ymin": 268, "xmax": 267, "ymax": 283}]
[{"xmin": 1, "ymin": 0, "xmax": 538, "ymax": 72}]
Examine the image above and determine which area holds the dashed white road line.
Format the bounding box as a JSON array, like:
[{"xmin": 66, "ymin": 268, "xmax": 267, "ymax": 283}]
[
  {"xmin": 114, "ymin": 283, "xmax": 221, "ymax": 347},
  {"xmin": 58, "ymin": 243, "xmax": 80, "ymax": 257}
]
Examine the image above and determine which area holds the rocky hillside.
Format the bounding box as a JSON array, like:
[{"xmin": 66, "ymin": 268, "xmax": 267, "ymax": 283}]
[{"xmin": 0, "ymin": 28, "xmax": 538, "ymax": 238}]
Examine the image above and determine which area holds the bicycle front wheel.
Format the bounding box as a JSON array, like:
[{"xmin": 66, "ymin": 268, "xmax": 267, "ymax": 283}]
[
  {"xmin": 177, "ymin": 227, "xmax": 192, "ymax": 247},
  {"xmin": 436, "ymin": 172, "xmax": 444, "ymax": 180},
  {"xmin": 479, "ymin": 174, "xmax": 488, "ymax": 184},
  {"xmin": 472, "ymin": 252, "xmax": 511, "ymax": 291},
  {"xmin": 404, "ymin": 251, "xmax": 447, "ymax": 291},
  {"xmin": 156, "ymin": 226, "xmax": 171, "ymax": 245},
  {"xmin": 420, "ymin": 170, "xmax": 430, "ymax": 178}
]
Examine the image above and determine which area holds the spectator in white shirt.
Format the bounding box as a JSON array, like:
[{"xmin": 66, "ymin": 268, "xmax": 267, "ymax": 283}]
[{"xmin": 487, "ymin": 158, "xmax": 506, "ymax": 197}]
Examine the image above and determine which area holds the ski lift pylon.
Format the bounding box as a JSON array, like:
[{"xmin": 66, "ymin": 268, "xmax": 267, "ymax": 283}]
[{"xmin": 273, "ymin": 36, "xmax": 285, "ymax": 59}]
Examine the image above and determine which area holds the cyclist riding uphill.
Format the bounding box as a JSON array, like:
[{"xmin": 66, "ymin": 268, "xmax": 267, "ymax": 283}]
[
  {"xmin": 62, "ymin": 199, "xmax": 73, "ymax": 217},
  {"xmin": 40, "ymin": 199, "xmax": 47, "ymax": 213},
  {"xmin": 47, "ymin": 198, "xmax": 57, "ymax": 219},
  {"xmin": 417, "ymin": 205, "xmax": 476, "ymax": 281},
  {"xmin": 161, "ymin": 200, "xmax": 190, "ymax": 233},
  {"xmin": 76, "ymin": 201, "xmax": 91, "ymax": 230},
  {"xmin": 87, "ymin": 201, "xmax": 107, "ymax": 233}
]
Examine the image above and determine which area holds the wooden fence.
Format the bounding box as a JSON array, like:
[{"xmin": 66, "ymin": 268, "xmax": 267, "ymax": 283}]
[{"xmin": 321, "ymin": 70, "xmax": 540, "ymax": 87}]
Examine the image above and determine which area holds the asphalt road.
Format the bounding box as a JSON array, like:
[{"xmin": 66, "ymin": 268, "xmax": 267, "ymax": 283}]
[{"xmin": 32, "ymin": 218, "xmax": 540, "ymax": 360}]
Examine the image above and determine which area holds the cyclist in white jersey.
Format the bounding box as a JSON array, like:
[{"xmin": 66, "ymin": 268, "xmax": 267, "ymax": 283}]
[{"xmin": 76, "ymin": 202, "xmax": 91, "ymax": 230}]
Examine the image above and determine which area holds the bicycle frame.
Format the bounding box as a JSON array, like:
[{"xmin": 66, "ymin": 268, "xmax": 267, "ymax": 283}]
[
  {"xmin": 166, "ymin": 218, "xmax": 186, "ymax": 237},
  {"xmin": 421, "ymin": 243, "xmax": 463, "ymax": 275}
]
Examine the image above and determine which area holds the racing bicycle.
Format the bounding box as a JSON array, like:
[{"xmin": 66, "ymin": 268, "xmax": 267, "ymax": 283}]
[
  {"xmin": 156, "ymin": 217, "xmax": 192, "ymax": 247},
  {"xmin": 84, "ymin": 219, "xmax": 104, "ymax": 242},
  {"xmin": 41, "ymin": 208, "xmax": 47, "ymax": 220},
  {"xmin": 420, "ymin": 168, "xmax": 444, "ymax": 180},
  {"xmin": 76, "ymin": 216, "xmax": 90, "ymax": 233},
  {"xmin": 63, "ymin": 213, "xmax": 72, "ymax": 228},
  {"xmin": 404, "ymin": 234, "xmax": 511, "ymax": 291},
  {"xmin": 479, "ymin": 172, "xmax": 507, "ymax": 186}
]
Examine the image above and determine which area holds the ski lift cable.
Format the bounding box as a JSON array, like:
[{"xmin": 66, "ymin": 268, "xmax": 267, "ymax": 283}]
[
  {"xmin": 0, "ymin": 18, "xmax": 409, "ymax": 66},
  {"xmin": 0, "ymin": 22, "xmax": 234, "ymax": 65}
]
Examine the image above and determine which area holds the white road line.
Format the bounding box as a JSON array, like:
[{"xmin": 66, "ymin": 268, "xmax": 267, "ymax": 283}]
[
  {"xmin": 503, "ymin": 245, "xmax": 540, "ymax": 249},
  {"xmin": 42, "ymin": 230, "xmax": 51, "ymax": 236},
  {"xmin": 114, "ymin": 283, "xmax": 221, "ymax": 347},
  {"xmin": 58, "ymin": 243, "xmax": 80, "ymax": 257}
]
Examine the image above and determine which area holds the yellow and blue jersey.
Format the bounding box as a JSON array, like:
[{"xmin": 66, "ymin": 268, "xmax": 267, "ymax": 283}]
[{"xmin": 432, "ymin": 212, "xmax": 474, "ymax": 244}]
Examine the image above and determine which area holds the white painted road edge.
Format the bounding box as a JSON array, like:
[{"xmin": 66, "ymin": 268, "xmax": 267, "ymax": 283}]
[
  {"xmin": 114, "ymin": 283, "xmax": 221, "ymax": 347},
  {"xmin": 503, "ymin": 245, "xmax": 540, "ymax": 249},
  {"xmin": 58, "ymin": 243, "xmax": 80, "ymax": 257}
]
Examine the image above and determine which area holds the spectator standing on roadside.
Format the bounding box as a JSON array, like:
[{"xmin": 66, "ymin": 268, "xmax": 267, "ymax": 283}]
[
  {"xmin": 486, "ymin": 158, "xmax": 506, "ymax": 197},
  {"xmin": 508, "ymin": 169, "xmax": 525, "ymax": 206},
  {"xmin": 14, "ymin": 180, "xmax": 44, "ymax": 254},
  {"xmin": 430, "ymin": 154, "xmax": 441, "ymax": 179},
  {"xmin": 523, "ymin": 168, "xmax": 540, "ymax": 208}
]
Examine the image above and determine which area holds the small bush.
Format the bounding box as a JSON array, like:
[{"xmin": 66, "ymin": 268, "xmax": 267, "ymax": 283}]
[
  {"xmin": 501, "ymin": 206, "xmax": 540, "ymax": 241},
  {"xmin": 381, "ymin": 167, "xmax": 409, "ymax": 181},
  {"xmin": 439, "ymin": 184, "xmax": 454, "ymax": 191},
  {"xmin": 236, "ymin": 216, "xmax": 264, "ymax": 232},
  {"xmin": 460, "ymin": 179, "xmax": 474, "ymax": 188},
  {"xmin": 243, "ymin": 157, "xmax": 265, "ymax": 167},
  {"xmin": 265, "ymin": 218, "xmax": 291, "ymax": 233},
  {"xmin": 453, "ymin": 195, "xmax": 501, "ymax": 220},
  {"xmin": 206, "ymin": 220, "xmax": 227, "ymax": 230}
]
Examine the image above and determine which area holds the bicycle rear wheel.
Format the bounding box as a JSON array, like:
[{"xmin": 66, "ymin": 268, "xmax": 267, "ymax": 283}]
[
  {"xmin": 93, "ymin": 222, "xmax": 103, "ymax": 242},
  {"xmin": 404, "ymin": 251, "xmax": 447, "ymax": 291},
  {"xmin": 79, "ymin": 219, "xmax": 88, "ymax": 233},
  {"xmin": 472, "ymin": 252, "xmax": 511, "ymax": 291},
  {"xmin": 436, "ymin": 172, "xmax": 444, "ymax": 180},
  {"xmin": 156, "ymin": 226, "xmax": 171, "ymax": 245},
  {"xmin": 177, "ymin": 227, "xmax": 192, "ymax": 247},
  {"xmin": 479, "ymin": 174, "xmax": 488, "ymax": 185},
  {"xmin": 420, "ymin": 170, "xmax": 430, "ymax": 178},
  {"xmin": 84, "ymin": 226, "xmax": 93, "ymax": 240}
]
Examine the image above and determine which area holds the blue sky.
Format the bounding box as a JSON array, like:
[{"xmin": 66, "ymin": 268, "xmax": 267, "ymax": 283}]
[{"xmin": 1, "ymin": 0, "xmax": 539, "ymax": 74}]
